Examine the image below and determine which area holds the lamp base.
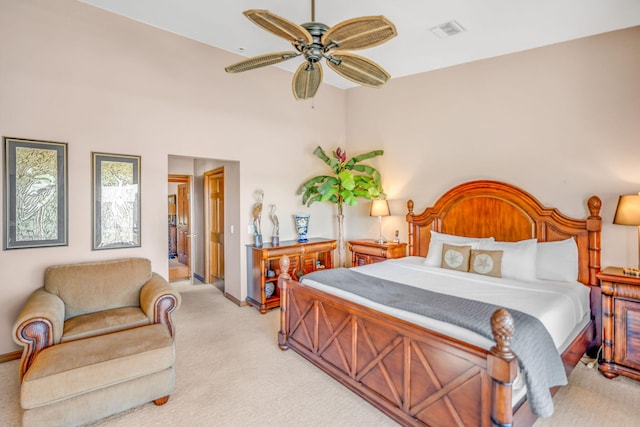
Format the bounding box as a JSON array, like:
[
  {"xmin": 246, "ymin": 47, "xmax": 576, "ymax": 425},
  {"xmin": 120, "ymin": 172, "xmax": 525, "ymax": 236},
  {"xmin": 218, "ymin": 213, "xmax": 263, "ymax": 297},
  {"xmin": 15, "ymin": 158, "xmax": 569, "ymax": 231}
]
[{"xmin": 375, "ymin": 216, "xmax": 387, "ymax": 245}]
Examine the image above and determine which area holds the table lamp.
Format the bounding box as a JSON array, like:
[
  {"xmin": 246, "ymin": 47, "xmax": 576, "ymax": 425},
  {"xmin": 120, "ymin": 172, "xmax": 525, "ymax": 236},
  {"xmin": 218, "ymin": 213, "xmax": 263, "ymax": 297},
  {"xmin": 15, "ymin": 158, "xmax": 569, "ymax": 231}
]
[
  {"xmin": 370, "ymin": 199, "xmax": 390, "ymax": 244},
  {"xmin": 613, "ymin": 193, "xmax": 640, "ymax": 270}
]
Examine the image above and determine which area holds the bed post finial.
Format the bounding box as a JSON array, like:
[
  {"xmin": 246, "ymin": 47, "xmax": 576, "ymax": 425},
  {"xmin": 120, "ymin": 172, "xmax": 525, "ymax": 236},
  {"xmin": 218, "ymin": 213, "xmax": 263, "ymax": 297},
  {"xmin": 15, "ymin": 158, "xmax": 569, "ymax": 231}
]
[
  {"xmin": 588, "ymin": 195, "xmax": 602, "ymax": 218},
  {"xmin": 278, "ymin": 256, "xmax": 291, "ymax": 350},
  {"xmin": 491, "ymin": 308, "xmax": 515, "ymax": 360},
  {"xmin": 407, "ymin": 200, "xmax": 414, "ymax": 215},
  {"xmin": 488, "ymin": 308, "xmax": 517, "ymax": 427}
]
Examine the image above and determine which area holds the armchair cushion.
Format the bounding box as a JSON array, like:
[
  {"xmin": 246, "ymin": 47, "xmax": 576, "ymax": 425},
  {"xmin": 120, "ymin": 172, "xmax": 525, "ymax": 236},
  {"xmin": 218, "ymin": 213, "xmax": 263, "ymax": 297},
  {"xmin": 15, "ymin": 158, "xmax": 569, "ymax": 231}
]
[
  {"xmin": 61, "ymin": 307, "xmax": 150, "ymax": 343},
  {"xmin": 21, "ymin": 324, "xmax": 174, "ymax": 409},
  {"xmin": 44, "ymin": 258, "xmax": 152, "ymax": 320}
]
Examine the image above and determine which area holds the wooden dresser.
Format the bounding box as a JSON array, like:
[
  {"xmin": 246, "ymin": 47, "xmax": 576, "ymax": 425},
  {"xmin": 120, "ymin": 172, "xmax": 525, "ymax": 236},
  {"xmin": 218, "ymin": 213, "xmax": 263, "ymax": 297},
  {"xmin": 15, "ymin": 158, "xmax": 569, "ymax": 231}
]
[
  {"xmin": 348, "ymin": 239, "xmax": 407, "ymax": 266},
  {"xmin": 597, "ymin": 266, "xmax": 640, "ymax": 380},
  {"xmin": 246, "ymin": 238, "xmax": 336, "ymax": 314}
]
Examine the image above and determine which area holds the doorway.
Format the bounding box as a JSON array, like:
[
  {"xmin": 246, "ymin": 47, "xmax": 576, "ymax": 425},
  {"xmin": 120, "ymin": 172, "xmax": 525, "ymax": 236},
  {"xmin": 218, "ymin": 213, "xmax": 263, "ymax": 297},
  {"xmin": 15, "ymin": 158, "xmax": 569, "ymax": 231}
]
[
  {"xmin": 204, "ymin": 167, "xmax": 224, "ymax": 291},
  {"xmin": 168, "ymin": 174, "xmax": 192, "ymax": 282}
]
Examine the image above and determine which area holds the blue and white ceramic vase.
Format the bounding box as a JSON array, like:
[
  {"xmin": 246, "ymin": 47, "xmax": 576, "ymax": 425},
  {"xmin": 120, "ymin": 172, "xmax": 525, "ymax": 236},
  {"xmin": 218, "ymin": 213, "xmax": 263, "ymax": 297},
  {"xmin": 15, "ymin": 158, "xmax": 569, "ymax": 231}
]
[
  {"xmin": 265, "ymin": 281, "xmax": 275, "ymax": 299},
  {"xmin": 294, "ymin": 214, "xmax": 310, "ymax": 243}
]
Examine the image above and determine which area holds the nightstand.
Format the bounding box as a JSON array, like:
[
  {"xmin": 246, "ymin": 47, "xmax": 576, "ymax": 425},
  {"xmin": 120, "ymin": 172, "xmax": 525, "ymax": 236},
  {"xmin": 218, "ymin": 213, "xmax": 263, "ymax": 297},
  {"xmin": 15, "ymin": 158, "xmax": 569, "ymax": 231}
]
[
  {"xmin": 348, "ymin": 239, "xmax": 407, "ymax": 266},
  {"xmin": 597, "ymin": 266, "xmax": 640, "ymax": 380}
]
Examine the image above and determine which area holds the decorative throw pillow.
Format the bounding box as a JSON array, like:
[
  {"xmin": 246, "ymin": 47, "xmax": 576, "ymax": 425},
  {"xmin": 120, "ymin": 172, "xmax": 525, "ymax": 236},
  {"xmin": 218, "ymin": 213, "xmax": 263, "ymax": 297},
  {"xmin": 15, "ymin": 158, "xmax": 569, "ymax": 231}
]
[
  {"xmin": 424, "ymin": 231, "xmax": 494, "ymax": 267},
  {"xmin": 478, "ymin": 238, "xmax": 537, "ymax": 281},
  {"xmin": 536, "ymin": 238, "xmax": 579, "ymax": 282},
  {"xmin": 440, "ymin": 244, "xmax": 471, "ymax": 272},
  {"xmin": 470, "ymin": 249, "xmax": 503, "ymax": 277}
]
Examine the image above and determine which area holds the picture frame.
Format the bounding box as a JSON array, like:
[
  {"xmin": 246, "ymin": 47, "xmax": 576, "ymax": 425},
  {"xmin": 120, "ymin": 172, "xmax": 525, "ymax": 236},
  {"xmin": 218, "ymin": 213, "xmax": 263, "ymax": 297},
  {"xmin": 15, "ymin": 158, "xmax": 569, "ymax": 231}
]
[
  {"xmin": 92, "ymin": 152, "xmax": 141, "ymax": 250},
  {"xmin": 3, "ymin": 137, "xmax": 68, "ymax": 250}
]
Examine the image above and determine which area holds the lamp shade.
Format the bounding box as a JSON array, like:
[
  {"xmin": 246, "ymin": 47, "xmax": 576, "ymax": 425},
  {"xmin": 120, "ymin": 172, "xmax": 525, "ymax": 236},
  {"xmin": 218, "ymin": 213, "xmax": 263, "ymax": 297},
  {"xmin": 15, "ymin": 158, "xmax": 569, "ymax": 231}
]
[
  {"xmin": 370, "ymin": 199, "xmax": 390, "ymax": 217},
  {"xmin": 613, "ymin": 194, "xmax": 640, "ymax": 226}
]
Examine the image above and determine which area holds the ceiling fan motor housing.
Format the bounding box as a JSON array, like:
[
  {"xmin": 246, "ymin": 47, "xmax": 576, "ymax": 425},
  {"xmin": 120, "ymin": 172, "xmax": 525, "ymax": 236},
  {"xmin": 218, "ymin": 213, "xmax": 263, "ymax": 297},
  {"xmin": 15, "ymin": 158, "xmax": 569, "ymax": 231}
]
[{"xmin": 300, "ymin": 22, "xmax": 329, "ymax": 63}]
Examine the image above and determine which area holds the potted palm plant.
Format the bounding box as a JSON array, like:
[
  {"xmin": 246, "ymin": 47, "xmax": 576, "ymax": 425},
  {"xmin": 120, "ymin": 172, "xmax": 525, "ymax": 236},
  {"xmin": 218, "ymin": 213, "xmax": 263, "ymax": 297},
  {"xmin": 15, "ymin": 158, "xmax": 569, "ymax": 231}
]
[{"xmin": 298, "ymin": 146, "xmax": 385, "ymax": 266}]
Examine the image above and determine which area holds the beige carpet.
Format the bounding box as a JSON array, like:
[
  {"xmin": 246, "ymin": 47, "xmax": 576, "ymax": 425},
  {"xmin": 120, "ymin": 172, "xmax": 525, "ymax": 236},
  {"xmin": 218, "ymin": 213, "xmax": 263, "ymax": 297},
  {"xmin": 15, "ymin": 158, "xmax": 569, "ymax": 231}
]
[{"xmin": 1, "ymin": 281, "xmax": 639, "ymax": 426}]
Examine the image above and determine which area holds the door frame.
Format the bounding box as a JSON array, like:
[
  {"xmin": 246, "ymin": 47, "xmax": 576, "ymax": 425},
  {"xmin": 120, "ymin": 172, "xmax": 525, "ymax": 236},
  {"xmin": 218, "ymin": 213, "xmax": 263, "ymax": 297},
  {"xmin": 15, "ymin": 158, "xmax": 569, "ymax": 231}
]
[
  {"xmin": 169, "ymin": 174, "xmax": 194, "ymax": 284},
  {"xmin": 204, "ymin": 167, "xmax": 224, "ymax": 285}
]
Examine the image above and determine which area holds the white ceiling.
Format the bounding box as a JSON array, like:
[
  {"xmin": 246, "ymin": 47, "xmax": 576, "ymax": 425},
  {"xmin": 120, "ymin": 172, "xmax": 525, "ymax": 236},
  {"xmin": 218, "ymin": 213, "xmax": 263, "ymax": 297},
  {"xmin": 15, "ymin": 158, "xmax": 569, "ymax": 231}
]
[{"xmin": 79, "ymin": 0, "xmax": 640, "ymax": 89}]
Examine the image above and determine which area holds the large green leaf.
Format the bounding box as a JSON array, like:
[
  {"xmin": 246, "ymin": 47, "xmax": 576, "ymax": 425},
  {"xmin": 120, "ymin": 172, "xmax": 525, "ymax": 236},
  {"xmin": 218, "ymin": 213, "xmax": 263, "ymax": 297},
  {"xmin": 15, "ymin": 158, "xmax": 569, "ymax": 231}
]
[
  {"xmin": 301, "ymin": 187, "xmax": 319, "ymax": 205},
  {"xmin": 313, "ymin": 146, "xmax": 331, "ymax": 164},
  {"xmin": 338, "ymin": 170, "xmax": 355, "ymax": 190},
  {"xmin": 345, "ymin": 149, "xmax": 383, "ymax": 168},
  {"xmin": 351, "ymin": 164, "xmax": 382, "ymax": 185},
  {"xmin": 298, "ymin": 175, "xmax": 332, "ymax": 194},
  {"xmin": 304, "ymin": 194, "xmax": 322, "ymax": 207},
  {"xmin": 340, "ymin": 189, "xmax": 358, "ymax": 206},
  {"xmin": 320, "ymin": 187, "xmax": 338, "ymax": 202},
  {"xmin": 313, "ymin": 146, "xmax": 341, "ymax": 174},
  {"xmin": 353, "ymin": 189, "xmax": 370, "ymax": 198},
  {"xmin": 319, "ymin": 180, "xmax": 338, "ymax": 196}
]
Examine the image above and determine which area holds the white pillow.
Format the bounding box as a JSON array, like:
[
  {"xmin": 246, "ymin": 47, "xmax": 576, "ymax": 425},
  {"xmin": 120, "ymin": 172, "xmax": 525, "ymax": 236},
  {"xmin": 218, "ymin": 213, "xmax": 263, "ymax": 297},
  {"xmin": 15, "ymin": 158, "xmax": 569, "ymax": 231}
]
[
  {"xmin": 424, "ymin": 231, "xmax": 494, "ymax": 267},
  {"xmin": 536, "ymin": 238, "xmax": 579, "ymax": 282},
  {"xmin": 478, "ymin": 238, "xmax": 538, "ymax": 281}
]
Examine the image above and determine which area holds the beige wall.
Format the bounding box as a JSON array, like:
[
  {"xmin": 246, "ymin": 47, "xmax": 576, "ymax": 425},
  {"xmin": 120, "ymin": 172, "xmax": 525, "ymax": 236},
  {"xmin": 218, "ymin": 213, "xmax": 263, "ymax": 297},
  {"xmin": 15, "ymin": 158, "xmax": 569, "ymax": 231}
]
[
  {"xmin": 0, "ymin": 0, "xmax": 638, "ymax": 355},
  {"xmin": 0, "ymin": 0, "xmax": 346, "ymax": 354},
  {"xmin": 345, "ymin": 27, "xmax": 640, "ymax": 269}
]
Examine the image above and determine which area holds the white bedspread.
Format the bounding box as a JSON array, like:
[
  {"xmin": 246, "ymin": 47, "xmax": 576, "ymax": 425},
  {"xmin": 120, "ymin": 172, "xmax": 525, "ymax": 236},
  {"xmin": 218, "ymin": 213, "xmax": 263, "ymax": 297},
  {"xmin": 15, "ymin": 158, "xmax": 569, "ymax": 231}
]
[{"xmin": 301, "ymin": 256, "xmax": 591, "ymax": 352}]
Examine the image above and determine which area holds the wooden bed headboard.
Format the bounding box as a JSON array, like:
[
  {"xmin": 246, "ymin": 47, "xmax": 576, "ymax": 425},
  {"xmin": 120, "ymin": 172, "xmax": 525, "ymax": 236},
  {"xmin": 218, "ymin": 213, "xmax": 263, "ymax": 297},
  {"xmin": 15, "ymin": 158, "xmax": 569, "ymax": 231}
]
[{"xmin": 406, "ymin": 180, "xmax": 602, "ymax": 287}]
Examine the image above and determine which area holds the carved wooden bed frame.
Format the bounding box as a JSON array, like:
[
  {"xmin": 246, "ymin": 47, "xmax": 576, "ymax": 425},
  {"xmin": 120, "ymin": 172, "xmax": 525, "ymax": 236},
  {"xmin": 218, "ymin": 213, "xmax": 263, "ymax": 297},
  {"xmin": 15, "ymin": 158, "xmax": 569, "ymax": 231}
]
[{"xmin": 277, "ymin": 180, "xmax": 602, "ymax": 427}]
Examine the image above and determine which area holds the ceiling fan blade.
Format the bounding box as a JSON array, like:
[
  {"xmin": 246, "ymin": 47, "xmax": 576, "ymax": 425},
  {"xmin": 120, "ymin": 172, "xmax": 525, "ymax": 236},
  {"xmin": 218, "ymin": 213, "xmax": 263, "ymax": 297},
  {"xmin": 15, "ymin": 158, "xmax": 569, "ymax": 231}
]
[
  {"xmin": 321, "ymin": 16, "xmax": 397, "ymax": 51},
  {"xmin": 244, "ymin": 10, "xmax": 313, "ymax": 45},
  {"xmin": 225, "ymin": 51, "xmax": 299, "ymax": 73},
  {"xmin": 292, "ymin": 61, "xmax": 323, "ymax": 100},
  {"xmin": 326, "ymin": 51, "xmax": 390, "ymax": 88}
]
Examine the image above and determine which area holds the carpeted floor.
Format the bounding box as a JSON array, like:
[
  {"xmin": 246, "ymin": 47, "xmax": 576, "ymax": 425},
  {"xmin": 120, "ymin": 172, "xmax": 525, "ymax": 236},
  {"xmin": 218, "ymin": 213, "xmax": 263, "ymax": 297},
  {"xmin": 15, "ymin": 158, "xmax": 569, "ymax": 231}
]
[{"xmin": 1, "ymin": 281, "xmax": 639, "ymax": 426}]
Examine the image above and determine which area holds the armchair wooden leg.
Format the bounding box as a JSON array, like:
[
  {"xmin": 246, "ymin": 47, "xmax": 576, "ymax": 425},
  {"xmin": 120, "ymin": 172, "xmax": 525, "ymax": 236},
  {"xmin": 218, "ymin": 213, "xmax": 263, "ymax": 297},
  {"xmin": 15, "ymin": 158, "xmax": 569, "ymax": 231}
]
[{"xmin": 153, "ymin": 396, "xmax": 170, "ymax": 406}]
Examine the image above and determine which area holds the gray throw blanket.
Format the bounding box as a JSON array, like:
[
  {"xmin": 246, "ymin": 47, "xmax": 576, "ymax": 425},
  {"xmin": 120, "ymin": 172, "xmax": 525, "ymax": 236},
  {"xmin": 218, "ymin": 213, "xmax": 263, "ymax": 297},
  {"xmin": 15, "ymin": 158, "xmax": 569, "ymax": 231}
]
[{"xmin": 303, "ymin": 268, "xmax": 567, "ymax": 418}]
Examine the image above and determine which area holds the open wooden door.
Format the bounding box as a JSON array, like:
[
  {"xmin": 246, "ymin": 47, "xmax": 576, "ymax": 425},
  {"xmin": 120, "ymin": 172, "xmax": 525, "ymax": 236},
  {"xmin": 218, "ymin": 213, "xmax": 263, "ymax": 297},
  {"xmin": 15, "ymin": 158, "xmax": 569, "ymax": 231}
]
[
  {"xmin": 169, "ymin": 175, "xmax": 191, "ymax": 281},
  {"xmin": 204, "ymin": 168, "xmax": 224, "ymax": 284},
  {"xmin": 177, "ymin": 183, "xmax": 190, "ymax": 265}
]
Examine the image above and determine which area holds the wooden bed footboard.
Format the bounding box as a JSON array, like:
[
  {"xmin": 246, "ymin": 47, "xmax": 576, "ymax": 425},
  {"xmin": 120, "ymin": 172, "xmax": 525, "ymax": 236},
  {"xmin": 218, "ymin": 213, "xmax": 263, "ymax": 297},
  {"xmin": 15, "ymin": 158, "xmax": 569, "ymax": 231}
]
[{"xmin": 278, "ymin": 257, "xmax": 519, "ymax": 427}]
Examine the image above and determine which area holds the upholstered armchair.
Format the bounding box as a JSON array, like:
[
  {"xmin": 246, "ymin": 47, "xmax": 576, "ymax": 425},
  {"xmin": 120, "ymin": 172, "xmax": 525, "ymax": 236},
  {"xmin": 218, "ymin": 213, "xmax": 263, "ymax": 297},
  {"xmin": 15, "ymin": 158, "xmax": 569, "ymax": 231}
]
[{"xmin": 13, "ymin": 257, "xmax": 181, "ymax": 379}]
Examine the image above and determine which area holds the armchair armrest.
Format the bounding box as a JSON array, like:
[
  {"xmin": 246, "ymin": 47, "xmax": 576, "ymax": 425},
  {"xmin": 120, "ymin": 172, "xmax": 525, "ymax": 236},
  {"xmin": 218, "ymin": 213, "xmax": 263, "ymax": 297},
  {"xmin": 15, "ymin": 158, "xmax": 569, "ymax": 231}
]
[
  {"xmin": 12, "ymin": 287, "xmax": 65, "ymax": 380},
  {"xmin": 140, "ymin": 273, "xmax": 181, "ymax": 337}
]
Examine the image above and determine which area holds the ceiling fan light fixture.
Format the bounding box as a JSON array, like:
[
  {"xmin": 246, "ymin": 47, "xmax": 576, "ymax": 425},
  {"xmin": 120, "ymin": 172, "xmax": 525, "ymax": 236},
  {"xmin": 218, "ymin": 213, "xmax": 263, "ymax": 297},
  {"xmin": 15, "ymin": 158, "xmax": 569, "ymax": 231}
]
[{"xmin": 430, "ymin": 20, "xmax": 466, "ymax": 38}]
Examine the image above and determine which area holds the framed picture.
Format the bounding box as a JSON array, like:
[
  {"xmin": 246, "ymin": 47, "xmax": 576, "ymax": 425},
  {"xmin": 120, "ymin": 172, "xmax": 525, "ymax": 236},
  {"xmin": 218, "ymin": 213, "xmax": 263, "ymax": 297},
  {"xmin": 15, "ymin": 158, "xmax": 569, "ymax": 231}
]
[
  {"xmin": 3, "ymin": 137, "xmax": 68, "ymax": 250},
  {"xmin": 92, "ymin": 152, "xmax": 141, "ymax": 250}
]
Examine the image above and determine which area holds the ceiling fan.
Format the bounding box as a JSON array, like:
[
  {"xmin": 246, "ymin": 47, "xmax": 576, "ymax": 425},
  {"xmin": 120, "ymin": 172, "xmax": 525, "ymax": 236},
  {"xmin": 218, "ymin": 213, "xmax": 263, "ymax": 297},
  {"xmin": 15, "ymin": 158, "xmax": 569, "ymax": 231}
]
[{"xmin": 224, "ymin": 0, "xmax": 397, "ymax": 100}]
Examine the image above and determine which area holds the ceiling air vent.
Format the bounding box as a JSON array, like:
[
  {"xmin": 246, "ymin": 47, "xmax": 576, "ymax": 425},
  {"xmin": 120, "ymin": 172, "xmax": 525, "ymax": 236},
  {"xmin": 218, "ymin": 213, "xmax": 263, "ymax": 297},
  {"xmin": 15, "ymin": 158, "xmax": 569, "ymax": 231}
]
[{"xmin": 430, "ymin": 20, "xmax": 466, "ymax": 38}]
